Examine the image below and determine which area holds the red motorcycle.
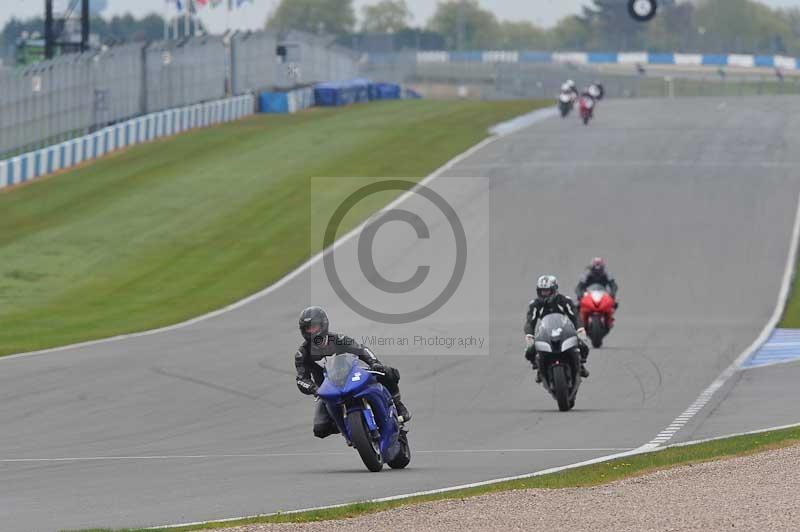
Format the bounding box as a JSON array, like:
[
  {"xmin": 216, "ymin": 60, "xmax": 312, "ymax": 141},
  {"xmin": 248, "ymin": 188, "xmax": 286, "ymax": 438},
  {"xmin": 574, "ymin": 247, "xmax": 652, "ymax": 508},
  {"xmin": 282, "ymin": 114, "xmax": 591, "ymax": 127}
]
[
  {"xmin": 579, "ymin": 94, "xmax": 595, "ymax": 126},
  {"xmin": 579, "ymin": 284, "xmax": 615, "ymax": 348}
]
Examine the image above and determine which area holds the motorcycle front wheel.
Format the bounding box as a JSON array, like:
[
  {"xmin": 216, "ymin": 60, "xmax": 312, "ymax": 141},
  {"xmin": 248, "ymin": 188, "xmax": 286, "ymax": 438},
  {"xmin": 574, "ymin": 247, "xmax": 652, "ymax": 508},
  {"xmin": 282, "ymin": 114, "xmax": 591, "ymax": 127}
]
[
  {"xmin": 347, "ymin": 410, "xmax": 383, "ymax": 472},
  {"xmin": 551, "ymin": 365, "xmax": 572, "ymax": 412}
]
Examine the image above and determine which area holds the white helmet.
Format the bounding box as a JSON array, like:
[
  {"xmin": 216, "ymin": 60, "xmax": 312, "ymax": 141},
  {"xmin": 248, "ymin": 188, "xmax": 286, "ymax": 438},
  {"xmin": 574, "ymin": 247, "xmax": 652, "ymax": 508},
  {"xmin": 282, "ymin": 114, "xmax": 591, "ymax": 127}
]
[
  {"xmin": 588, "ymin": 84, "xmax": 601, "ymax": 98},
  {"xmin": 561, "ymin": 82, "xmax": 571, "ymax": 92},
  {"xmin": 566, "ymin": 79, "xmax": 576, "ymax": 89}
]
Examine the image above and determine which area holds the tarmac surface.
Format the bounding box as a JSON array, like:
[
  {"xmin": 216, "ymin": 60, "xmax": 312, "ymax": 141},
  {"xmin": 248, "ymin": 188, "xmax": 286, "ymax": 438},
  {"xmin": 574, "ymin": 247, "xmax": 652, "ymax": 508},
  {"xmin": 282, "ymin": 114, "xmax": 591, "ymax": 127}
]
[{"xmin": 1, "ymin": 96, "xmax": 799, "ymax": 531}]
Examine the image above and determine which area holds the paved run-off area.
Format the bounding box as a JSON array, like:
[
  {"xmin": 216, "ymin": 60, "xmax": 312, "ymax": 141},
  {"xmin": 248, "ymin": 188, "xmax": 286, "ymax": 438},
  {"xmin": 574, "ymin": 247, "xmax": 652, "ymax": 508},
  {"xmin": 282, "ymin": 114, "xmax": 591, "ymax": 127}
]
[
  {"xmin": 219, "ymin": 443, "xmax": 800, "ymax": 532},
  {"xmin": 2, "ymin": 96, "xmax": 800, "ymax": 531}
]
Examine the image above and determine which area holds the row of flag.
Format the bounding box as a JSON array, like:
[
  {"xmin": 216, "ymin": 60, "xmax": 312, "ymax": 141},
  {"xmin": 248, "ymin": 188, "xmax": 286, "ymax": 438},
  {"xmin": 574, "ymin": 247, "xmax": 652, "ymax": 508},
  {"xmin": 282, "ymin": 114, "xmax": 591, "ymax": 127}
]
[{"xmin": 169, "ymin": 0, "xmax": 254, "ymax": 12}]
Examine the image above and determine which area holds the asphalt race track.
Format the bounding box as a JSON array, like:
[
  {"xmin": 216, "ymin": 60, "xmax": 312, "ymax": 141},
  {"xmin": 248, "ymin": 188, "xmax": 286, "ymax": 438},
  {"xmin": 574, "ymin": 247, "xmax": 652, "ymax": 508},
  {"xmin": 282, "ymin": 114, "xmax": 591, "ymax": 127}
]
[{"xmin": 2, "ymin": 96, "xmax": 800, "ymax": 531}]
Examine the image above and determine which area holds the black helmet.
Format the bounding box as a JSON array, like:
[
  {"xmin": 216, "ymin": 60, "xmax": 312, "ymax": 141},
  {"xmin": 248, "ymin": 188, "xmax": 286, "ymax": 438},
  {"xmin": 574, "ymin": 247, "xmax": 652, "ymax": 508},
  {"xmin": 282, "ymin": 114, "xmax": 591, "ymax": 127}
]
[
  {"xmin": 536, "ymin": 275, "xmax": 559, "ymax": 304},
  {"xmin": 590, "ymin": 257, "xmax": 607, "ymax": 275},
  {"xmin": 299, "ymin": 306, "xmax": 329, "ymax": 344}
]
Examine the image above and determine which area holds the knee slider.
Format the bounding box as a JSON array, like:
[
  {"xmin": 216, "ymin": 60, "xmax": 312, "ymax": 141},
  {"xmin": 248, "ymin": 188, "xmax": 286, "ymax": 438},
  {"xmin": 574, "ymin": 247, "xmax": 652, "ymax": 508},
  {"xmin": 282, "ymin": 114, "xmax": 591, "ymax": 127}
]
[{"xmin": 313, "ymin": 423, "xmax": 336, "ymax": 439}]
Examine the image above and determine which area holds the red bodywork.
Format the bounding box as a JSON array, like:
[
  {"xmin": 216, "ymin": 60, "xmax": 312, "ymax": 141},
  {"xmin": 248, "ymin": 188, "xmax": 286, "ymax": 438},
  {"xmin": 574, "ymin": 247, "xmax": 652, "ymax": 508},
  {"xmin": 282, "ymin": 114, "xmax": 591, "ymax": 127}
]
[
  {"xmin": 579, "ymin": 96, "xmax": 595, "ymax": 121},
  {"xmin": 580, "ymin": 289, "xmax": 615, "ymax": 328}
]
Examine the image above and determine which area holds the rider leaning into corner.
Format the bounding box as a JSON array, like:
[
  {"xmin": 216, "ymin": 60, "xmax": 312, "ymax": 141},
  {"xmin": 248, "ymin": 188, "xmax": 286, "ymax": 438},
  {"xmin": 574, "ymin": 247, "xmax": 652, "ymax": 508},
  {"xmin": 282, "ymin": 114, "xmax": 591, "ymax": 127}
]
[
  {"xmin": 524, "ymin": 275, "xmax": 591, "ymax": 383},
  {"xmin": 575, "ymin": 257, "xmax": 619, "ymax": 316},
  {"xmin": 294, "ymin": 306, "xmax": 412, "ymax": 439}
]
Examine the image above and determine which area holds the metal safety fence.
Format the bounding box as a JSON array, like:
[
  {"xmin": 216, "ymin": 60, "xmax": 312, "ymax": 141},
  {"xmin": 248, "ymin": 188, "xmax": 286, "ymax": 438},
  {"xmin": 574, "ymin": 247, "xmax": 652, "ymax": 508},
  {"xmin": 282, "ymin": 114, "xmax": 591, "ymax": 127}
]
[
  {"xmin": 0, "ymin": 30, "xmax": 358, "ymax": 159},
  {"xmin": 0, "ymin": 93, "xmax": 253, "ymax": 190}
]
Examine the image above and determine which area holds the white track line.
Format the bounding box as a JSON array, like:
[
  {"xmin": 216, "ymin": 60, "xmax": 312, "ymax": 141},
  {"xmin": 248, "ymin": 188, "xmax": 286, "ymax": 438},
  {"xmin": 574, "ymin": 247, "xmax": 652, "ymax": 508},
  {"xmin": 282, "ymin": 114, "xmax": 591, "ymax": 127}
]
[
  {"xmin": 0, "ymin": 108, "xmax": 555, "ymax": 363},
  {"xmin": 151, "ymin": 421, "xmax": 800, "ymax": 530},
  {"xmin": 455, "ymin": 161, "xmax": 800, "ymax": 170},
  {"xmin": 0, "ymin": 448, "xmax": 632, "ymax": 464},
  {"xmin": 642, "ymin": 191, "xmax": 800, "ymax": 449}
]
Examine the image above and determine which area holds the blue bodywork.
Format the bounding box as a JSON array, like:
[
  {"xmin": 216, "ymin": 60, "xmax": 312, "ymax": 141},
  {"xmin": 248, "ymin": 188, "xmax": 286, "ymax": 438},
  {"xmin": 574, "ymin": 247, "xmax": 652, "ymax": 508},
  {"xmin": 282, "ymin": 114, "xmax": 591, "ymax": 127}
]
[{"xmin": 317, "ymin": 354, "xmax": 402, "ymax": 462}]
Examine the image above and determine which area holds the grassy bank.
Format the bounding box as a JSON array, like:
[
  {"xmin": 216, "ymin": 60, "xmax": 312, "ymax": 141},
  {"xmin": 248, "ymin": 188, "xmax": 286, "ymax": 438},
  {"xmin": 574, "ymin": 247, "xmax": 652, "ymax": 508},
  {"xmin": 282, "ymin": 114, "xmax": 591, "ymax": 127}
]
[
  {"xmin": 780, "ymin": 249, "xmax": 800, "ymax": 327},
  {"xmin": 0, "ymin": 100, "xmax": 544, "ymax": 356},
  {"xmin": 68, "ymin": 424, "xmax": 800, "ymax": 532}
]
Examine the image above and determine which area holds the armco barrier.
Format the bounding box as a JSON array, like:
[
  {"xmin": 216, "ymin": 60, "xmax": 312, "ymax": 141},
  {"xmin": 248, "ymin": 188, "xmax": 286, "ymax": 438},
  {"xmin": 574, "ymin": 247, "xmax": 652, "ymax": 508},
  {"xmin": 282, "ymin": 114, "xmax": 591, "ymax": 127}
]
[
  {"xmin": 314, "ymin": 79, "xmax": 371, "ymax": 107},
  {"xmin": 258, "ymin": 87, "xmax": 315, "ymax": 114},
  {"xmin": 368, "ymin": 82, "xmax": 402, "ymax": 101},
  {"xmin": 0, "ymin": 94, "xmax": 254, "ymax": 191},
  {"xmin": 259, "ymin": 81, "xmax": 401, "ymax": 113},
  {"xmin": 366, "ymin": 50, "xmax": 800, "ymax": 70}
]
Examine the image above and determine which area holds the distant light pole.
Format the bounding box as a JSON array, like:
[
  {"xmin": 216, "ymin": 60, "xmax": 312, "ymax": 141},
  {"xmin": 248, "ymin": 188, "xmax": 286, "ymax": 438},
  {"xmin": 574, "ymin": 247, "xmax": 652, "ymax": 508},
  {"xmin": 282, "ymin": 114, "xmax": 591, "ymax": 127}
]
[{"xmin": 456, "ymin": 0, "xmax": 465, "ymax": 51}]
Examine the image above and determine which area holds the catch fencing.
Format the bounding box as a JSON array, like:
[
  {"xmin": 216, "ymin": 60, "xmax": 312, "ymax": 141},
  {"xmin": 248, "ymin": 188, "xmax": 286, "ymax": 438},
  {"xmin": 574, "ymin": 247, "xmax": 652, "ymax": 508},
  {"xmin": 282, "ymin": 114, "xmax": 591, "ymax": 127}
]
[
  {"xmin": 0, "ymin": 30, "xmax": 359, "ymax": 159},
  {"xmin": 0, "ymin": 93, "xmax": 253, "ymax": 190}
]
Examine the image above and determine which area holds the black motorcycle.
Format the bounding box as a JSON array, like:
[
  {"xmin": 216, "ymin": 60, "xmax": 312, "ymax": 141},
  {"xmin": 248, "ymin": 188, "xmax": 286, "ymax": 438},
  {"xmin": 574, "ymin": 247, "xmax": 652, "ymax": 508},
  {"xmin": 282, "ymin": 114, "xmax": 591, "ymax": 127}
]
[{"xmin": 534, "ymin": 314, "xmax": 583, "ymax": 411}]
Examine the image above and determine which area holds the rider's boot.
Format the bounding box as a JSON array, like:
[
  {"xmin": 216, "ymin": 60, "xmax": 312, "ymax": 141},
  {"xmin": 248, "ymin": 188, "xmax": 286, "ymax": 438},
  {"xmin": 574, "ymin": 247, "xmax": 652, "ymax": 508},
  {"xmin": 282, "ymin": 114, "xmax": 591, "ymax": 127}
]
[
  {"xmin": 393, "ymin": 393, "xmax": 412, "ymax": 423},
  {"xmin": 526, "ymin": 346, "xmax": 542, "ymax": 383},
  {"xmin": 533, "ymin": 358, "xmax": 542, "ymax": 383},
  {"xmin": 579, "ymin": 346, "xmax": 590, "ymax": 378}
]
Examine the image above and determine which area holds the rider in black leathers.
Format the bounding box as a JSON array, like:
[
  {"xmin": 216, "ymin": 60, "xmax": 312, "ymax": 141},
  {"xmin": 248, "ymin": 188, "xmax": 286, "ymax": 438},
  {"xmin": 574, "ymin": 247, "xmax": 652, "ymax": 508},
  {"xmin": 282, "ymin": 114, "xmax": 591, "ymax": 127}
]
[
  {"xmin": 524, "ymin": 275, "xmax": 590, "ymax": 381},
  {"xmin": 575, "ymin": 257, "xmax": 618, "ymax": 304},
  {"xmin": 294, "ymin": 306, "xmax": 411, "ymax": 438}
]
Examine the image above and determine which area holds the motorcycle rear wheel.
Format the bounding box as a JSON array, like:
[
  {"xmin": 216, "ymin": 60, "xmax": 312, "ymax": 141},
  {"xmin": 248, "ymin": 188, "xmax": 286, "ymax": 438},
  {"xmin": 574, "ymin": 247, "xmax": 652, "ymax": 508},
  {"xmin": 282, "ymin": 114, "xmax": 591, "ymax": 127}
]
[
  {"xmin": 589, "ymin": 319, "xmax": 604, "ymax": 348},
  {"xmin": 552, "ymin": 365, "xmax": 572, "ymax": 412},
  {"xmin": 347, "ymin": 410, "xmax": 383, "ymax": 472}
]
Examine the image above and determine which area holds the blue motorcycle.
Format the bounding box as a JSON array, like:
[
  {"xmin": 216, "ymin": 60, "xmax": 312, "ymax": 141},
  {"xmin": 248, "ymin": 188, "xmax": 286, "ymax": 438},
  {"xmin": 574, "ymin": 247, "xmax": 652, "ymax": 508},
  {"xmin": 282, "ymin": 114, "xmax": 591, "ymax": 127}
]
[{"xmin": 317, "ymin": 353, "xmax": 411, "ymax": 472}]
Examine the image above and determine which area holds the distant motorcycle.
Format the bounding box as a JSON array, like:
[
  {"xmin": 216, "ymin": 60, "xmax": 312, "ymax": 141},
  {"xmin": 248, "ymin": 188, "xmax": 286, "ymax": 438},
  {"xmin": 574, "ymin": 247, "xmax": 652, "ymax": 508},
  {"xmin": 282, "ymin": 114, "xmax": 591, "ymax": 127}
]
[
  {"xmin": 588, "ymin": 83, "xmax": 605, "ymax": 101},
  {"xmin": 579, "ymin": 94, "xmax": 595, "ymax": 125},
  {"xmin": 558, "ymin": 92, "xmax": 574, "ymax": 118},
  {"xmin": 317, "ymin": 353, "xmax": 411, "ymax": 472},
  {"xmin": 534, "ymin": 314, "xmax": 584, "ymax": 411},
  {"xmin": 579, "ymin": 284, "xmax": 616, "ymax": 348}
]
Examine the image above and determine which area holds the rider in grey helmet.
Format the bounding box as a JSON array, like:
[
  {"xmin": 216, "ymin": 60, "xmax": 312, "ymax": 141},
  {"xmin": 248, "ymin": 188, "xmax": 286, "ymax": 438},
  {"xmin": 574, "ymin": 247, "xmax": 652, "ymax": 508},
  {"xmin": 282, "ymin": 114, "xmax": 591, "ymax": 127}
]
[
  {"xmin": 294, "ymin": 306, "xmax": 411, "ymax": 439},
  {"xmin": 524, "ymin": 275, "xmax": 590, "ymax": 382}
]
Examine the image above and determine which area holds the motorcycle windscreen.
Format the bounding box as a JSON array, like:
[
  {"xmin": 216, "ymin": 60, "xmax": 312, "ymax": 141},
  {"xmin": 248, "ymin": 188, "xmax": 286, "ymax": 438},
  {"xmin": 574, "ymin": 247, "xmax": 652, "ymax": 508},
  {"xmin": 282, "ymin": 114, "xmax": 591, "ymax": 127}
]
[
  {"xmin": 325, "ymin": 353, "xmax": 359, "ymax": 389},
  {"xmin": 535, "ymin": 314, "xmax": 576, "ymax": 343}
]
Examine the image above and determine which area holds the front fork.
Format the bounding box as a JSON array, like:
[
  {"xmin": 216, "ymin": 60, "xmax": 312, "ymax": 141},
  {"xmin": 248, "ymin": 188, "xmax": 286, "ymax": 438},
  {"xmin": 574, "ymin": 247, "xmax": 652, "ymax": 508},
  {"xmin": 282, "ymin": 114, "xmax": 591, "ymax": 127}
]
[{"xmin": 343, "ymin": 399, "xmax": 380, "ymax": 438}]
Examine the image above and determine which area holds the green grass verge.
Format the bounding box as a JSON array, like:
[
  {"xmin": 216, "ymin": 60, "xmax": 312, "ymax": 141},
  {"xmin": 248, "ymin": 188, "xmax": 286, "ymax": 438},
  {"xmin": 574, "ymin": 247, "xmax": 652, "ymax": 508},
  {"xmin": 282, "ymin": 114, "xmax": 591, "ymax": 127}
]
[
  {"xmin": 66, "ymin": 424, "xmax": 800, "ymax": 532},
  {"xmin": 780, "ymin": 251, "xmax": 800, "ymax": 327},
  {"xmin": 0, "ymin": 100, "xmax": 545, "ymax": 356}
]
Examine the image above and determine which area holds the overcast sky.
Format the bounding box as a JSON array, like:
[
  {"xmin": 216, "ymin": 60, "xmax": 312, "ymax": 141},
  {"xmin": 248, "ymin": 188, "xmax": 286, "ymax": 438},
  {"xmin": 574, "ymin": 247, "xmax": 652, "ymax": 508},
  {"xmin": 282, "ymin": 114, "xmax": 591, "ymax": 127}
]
[{"xmin": 2, "ymin": 0, "xmax": 800, "ymax": 34}]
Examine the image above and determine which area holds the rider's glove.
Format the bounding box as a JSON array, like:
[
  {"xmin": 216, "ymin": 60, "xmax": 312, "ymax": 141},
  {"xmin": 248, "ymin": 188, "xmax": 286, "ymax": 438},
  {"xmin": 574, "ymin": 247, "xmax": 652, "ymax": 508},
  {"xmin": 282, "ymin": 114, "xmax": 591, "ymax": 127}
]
[
  {"xmin": 296, "ymin": 377, "xmax": 318, "ymax": 396},
  {"xmin": 368, "ymin": 363, "xmax": 387, "ymax": 375}
]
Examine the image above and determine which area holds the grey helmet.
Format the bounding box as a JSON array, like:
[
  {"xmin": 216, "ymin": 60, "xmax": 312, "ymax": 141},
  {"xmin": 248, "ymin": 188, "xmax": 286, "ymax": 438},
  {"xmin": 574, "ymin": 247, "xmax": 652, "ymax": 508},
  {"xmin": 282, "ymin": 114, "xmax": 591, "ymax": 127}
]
[
  {"xmin": 536, "ymin": 275, "xmax": 559, "ymax": 304},
  {"xmin": 299, "ymin": 306, "xmax": 329, "ymax": 344}
]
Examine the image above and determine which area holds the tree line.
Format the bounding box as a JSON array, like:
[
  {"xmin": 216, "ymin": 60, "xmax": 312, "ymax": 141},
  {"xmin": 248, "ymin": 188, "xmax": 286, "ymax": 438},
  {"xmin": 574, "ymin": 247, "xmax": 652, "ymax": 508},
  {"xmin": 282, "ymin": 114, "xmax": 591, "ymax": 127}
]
[
  {"xmin": 3, "ymin": 0, "xmax": 800, "ymax": 59},
  {"xmin": 269, "ymin": 0, "xmax": 800, "ymax": 55}
]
